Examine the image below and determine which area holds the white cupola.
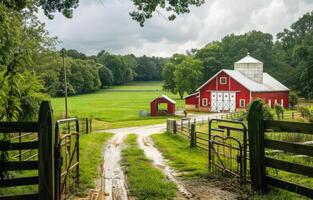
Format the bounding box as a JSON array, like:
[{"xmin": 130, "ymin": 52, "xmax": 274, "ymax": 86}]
[{"xmin": 234, "ymin": 53, "xmax": 263, "ymax": 83}]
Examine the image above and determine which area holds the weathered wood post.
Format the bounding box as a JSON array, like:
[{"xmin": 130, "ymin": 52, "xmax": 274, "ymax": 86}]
[
  {"xmin": 90, "ymin": 117, "xmax": 93, "ymax": 133},
  {"xmin": 38, "ymin": 101, "xmax": 55, "ymax": 200},
  {"xmin": 166, "ymin": 119, "xmax": 177, "ymax": 134},
  {"xmin": 248, "ymin": 100, "xmax": 267, "ymax": 194},
  {"xmin": 190, "ymin": 123, "xmax": 196, "ymax": 148},
  {"xmin": 85, "ymin": 118, "xmax": 89, "ymax": 134}
]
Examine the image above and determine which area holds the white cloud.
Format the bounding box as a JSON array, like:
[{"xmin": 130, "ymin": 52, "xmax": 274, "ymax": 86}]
[{"xmin": 39, "ymin": 0, "xmax": 313, "ymax": 57}]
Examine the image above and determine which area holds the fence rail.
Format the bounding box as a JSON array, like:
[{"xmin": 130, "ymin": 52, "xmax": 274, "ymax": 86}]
[
  {"xmin": 248, "ymin": 100, "xmax": 313, "ymax": 199},
  {"xmin": 0, "ymin": 101, "xmax": 55, "ymax": 200}
]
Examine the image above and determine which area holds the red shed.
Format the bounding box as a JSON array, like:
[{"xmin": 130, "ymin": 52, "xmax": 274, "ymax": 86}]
[
  {"xmin": 151, "ymin": 95, "xmax": 176, "ymax": 116},
  {"xmin": 185, "ymin": 53, "xmax": 290, "ymax": 112}
]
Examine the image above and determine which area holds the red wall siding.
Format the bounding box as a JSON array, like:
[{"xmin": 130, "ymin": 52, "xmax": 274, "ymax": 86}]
[
  {"xmin": 185, "ymin": 94, "xmax": 199, "ymax": 106},
  {"xmin": 150, "ymin": 97, "xmax": 176, "ymax": 116},
  {"xmin": 252, "ymin": 91, "xmax": 289, "ymax": 108},
  {"xmin": 198, "ymin": 71, "xmax": 251, "ymax": 108}
]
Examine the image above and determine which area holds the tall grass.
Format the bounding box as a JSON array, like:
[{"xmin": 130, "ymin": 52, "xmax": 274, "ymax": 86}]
[{"xmin": 122, "ymin": 134, "xmax": 177, "ymax": 200}]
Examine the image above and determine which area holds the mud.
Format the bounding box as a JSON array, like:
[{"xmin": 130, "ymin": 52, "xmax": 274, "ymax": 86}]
[
  {"xmin": 103, "ymin": 133, "xmax": 128, "ymax": 200},
  {"xmin": 100, "ymin": 112, "xmax": 235, "ymax": 200}
]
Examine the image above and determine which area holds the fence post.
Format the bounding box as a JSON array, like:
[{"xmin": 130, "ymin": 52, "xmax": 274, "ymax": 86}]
[
  {"xmin": 90, "ymin": 117, "xmax": 93, "ymax": 133},
  {"xmin": 190, "ymin": 124, "xmax": 196, "ymax": 148},
  {"xmin": 248, "ymin": 100, "xmax": 267, "ymax": 194},
  {"xmin": 85, "ymin": 118, "xmax": 89, "ymax": 134},
  {"xmin": 38, "ymin": 101, "xmax": 55, "ymax": 200}
]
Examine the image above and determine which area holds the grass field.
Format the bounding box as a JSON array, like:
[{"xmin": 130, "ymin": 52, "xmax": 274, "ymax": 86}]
[
  {"xmin": 51, "ymin": 81, "xmax": 184, "ymax": 130},
  {"xmin": 121, "ymin": 134, "xmax": 177, "ymax": 200},
  {"xmin": 76, "ymin": 132, "xmax": 113, "ymax": 197}
]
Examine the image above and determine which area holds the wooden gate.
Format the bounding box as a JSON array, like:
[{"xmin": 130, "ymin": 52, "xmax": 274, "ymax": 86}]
[
  {"xmin": 208, "ymin": 118, "xmax": 248, "ymax": 184},
  {"xmin": 248, "ymin": 100, "xmax": 313, "ymax": 199},
  {"xmin": 0, "ymin": 101, "xmax": 55, "ymax": 200},
  {"xmin": 55, "ymin": 118, "xmax": 80, "ymax": 200}
]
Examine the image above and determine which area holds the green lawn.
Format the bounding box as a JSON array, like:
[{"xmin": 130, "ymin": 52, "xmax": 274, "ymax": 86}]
[
  {"xmin": 51, "ymin": 81, "xmax": 184, "ymax": 130},
  {"xmin": 121, "ymin": 134, "xmax": 177, "ymax": 200},
  {"xmin": 76, "ymin": 132, "xmax": 113, "ymax": 197}
]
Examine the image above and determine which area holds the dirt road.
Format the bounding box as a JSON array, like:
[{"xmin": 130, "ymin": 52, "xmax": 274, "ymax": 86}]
[{"xmin": 100, "ymin": 113, "xmax": 237, "ymax": 200}]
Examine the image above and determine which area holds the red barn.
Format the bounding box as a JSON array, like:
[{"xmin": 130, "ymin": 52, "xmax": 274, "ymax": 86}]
[
  {"xmin": 185, "ymin": 53, "xmax": 290, "ymax": 112},
  {"xmin": 151, "ymin": 95, "xmax": 176, "ymax": 116}
]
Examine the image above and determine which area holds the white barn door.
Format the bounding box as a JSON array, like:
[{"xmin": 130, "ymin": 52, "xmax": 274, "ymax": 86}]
[
  {"xmin": 210, "ymin": 91, "xmax": 236, "ymax": 112},
  {"xmin": 217, "ymin": 92, "xmax": 223, "ymax": 112},
  {"xmin": 229, "ymin": 92, "xmax": 236, "ymax": 112},
  {"xmin": 223, "ymin": 93, "xmax": 230, "ymax": 111},
  {"xmin": 211, "ymin": 92, "xmax": 217, "ymax": 112}
]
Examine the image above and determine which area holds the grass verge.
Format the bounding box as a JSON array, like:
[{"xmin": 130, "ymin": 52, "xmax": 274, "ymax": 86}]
[
  {"xmin": 76, "ymin": 132, "xmax": 113, "ymax": 196},
  {"xmin": 151, "ymin": 132, "xmax": 208, "ymax": 177},
  {"xmin": 122, "ymin": 134, "xmax": 177, "ymax": 200}
]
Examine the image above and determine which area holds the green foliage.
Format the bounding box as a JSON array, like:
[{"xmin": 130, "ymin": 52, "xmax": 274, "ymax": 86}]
[
  {"xmin": 129, "ymin": 0, "xmax": 205, "ymax": 26},
  {"xmin": 289, "ymin": 92, "xmax": 298, "ymax": 108},
  {"xmin": 135, "ymin": 56, "xmax": 163, "ymax": 81},
  {"xmin": 276, "ymin": 11, "xmax": 313, "ymax": 98},
  {"xmin": 274, "ymin": 103, "xmax": 284, "ymax": 119},
  {"xmin": 122, "ymin": 134, "xmax": 177, "ymax": 200},
  {"xmin": 298, "ymin": 106, "xmax": 313, "ymax": 122},
  {"xmin": 247, "ymin": 99, "xmax": 274, "ymax": 120},
  {"xmin": 162, "ymin": 54, "xmax": 203, "ymax": 98},
  {"xmin": 174, "ymin": 56, "xmax": 203, "ymax": 99},
  {"xmin": 98, "ymin": 66, "xmax": 114, "ymax": 87},
  {"xmin": 97, "ymin": 53, "xmax": 131, "ymax": 85}
]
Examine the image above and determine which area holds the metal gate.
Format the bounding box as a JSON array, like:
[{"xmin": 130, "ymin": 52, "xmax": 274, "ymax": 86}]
[
  {"xmin": 55, "ymin": 118, "xmax": 80, "ymax": 200},
  {"xmin": 208, "ymin": 118, "xmax": 248, "ymax": 184}
]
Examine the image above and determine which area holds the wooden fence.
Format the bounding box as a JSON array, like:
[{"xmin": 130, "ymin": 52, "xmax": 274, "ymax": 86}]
[
  {"xmin": 248, "ymin": 100, "xmax": 313, "ymax": 199},
  {"xmin": 0, "ymin": 101, "xmax": 55, "ymax": 200}
]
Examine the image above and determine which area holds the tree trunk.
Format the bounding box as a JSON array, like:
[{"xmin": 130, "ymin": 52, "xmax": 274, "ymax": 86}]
[{"xmin": 179, "ymin": 90, "xmax": 184, "ymax": 99}]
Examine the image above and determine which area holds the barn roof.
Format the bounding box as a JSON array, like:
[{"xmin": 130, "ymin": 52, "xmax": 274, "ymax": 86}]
[
  {"xmin": 184, "ymin": 92, "xmax": 199, "ymax": 99},
  {"xmin": 196, "ymin": 69, "xmax": 290, "ymax": 92},
  {"xmin": 152, "ymin": 95, "xmax": 176, "ymax": 104},
  {"xmin": 235, "ymin": 53, "xmax": 262, "ymax": 64}
]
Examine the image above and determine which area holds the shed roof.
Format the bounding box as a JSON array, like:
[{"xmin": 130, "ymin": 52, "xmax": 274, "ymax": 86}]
[
  {"xmin": 235, "ymin": 53, "xmax": 262, "ymax": 64},
  {"xmin": 152, "ymin": 95, "xmax": 176, "ymax": 104},
  {"xmin": 196, "ymin": 69, "xmax": 289, "ymax": 92}
]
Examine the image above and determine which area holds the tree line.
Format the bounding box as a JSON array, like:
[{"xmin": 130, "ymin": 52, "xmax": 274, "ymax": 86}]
[
  {"xmin": 34, "ymin": 50, "xmax": 166, "ymax": 97},
  {"xmin": 162, "ymin": 11, "xmax": 313, "ymax": 99}
]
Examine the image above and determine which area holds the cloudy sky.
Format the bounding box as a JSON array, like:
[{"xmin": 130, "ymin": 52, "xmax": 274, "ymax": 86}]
[{"xmin": 39, "ymin": 0, "xmax": 313, "ymax": 57}]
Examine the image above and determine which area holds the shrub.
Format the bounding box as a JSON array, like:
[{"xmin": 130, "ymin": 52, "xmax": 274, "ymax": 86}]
[
  {"xmin": 298, "ymin": 106, "xmax": 311, "ymax": 118},
  {"xmin": 274, "ymin": 103, "xmax": 284, "ymax": 119},
  {"xmin": 247, "ymin": 99, "xmax": 274, "ymax": 120},
  {"xmin": 289, "ymin": 91, "xmax": 298, "ymax": 109}
]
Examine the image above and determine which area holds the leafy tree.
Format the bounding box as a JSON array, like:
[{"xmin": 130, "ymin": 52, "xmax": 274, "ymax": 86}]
[
  {"xmin": 129, "ymin": 0, "xmax": 205, "ymax": 26},
  {"xmin": 289, "ymin": 91, "xmax": 298, "ymax": 109},
  {"xmin": 98, "ymin": 66, "xmax": 114, "ymax": 88},
  {"xmin": 276, "ymin": 11, "xmax": 313, "ymax": 98},
  {"xmin": 1, "ymin": 0, "xmax": 206, "ymax": 25},
  {"xmin": 162, "ymin": 62, "xmax": 176, "ymax": 93},
  {"xmin": 162, "ymin": 54, "xmax": 186, "ymax": 94},
  {"xmin": 173, "ymin": 56, "xmax": 203, "ymax": 99},
  {"xmin": 65, "ymin": 49, "xmax": 87, "ymax": 60},
  {"xmin": 97, "ymin": 53, "xmax": 134, "ymax": 85},
  {"xmin": 135, "ymin": 56, "xmax": 157, "ymax": 81}
]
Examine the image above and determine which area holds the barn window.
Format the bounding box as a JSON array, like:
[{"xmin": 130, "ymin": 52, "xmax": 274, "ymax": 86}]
[
  {"xmin": 281, "ymin": 99, "xmax": 284, "ymax": 106},
  {"xmin": 202, "ymin": 98, "xmax": 208, "ymax": 106},
  {"xmin": 220, "ymin": 77, "xmax": 227, "ymax": 84},
  {"xmin": 240, "ymin": 99, "xmax": 245, "ymax": 107}
]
